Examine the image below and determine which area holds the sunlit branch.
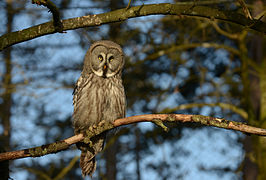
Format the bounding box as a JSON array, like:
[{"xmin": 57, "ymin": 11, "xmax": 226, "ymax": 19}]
[
  {"xmin": 160, "ymin": 103, "xmax": 248, "ymax": 119},
  {"xmin": 126, "ymin": 0, "xmax": 132, "ymax": 10},
  {"xmin": 1, "ymin": 113, "xmax": 266, "ymax": 162},
  {"xmin": 236, "ymin": 0, "xmax": 253, "ymax": 20},
  {"xmin": 1, "ymin": 3, "xmax": 266, "ymax": 51}
]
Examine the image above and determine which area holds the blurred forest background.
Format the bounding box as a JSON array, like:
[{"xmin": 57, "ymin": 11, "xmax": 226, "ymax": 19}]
[{"xmin": 0, "ymin": 0, "xmax": 266, "ymax": 179}]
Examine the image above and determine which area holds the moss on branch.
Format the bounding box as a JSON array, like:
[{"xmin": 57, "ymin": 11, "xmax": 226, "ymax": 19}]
[{"xmin": 1, "ymin": 3, "xmax": 266, "ymax": 51}]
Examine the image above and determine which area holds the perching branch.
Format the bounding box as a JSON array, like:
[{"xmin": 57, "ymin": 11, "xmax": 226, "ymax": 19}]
[
  {"xmin": 160, "ymin": 103, "xmax": 248, "ymax": 119},
  {"xmin": 1, "ymin": 113, "xmax": 266, "ymax": 162},
  {"xmin": 1, "ymin": 3, "xmax": 266, "ymax": 51}
]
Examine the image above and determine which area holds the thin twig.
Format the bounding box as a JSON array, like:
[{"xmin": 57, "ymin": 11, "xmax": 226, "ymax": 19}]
[
  {"xmin": 126, "ymin": 0, "xmax": 132, "ymax": 10},
  {"xmin": 237, "ymin": 0, "xmax": 253, "ymax": 20},
  {"xmin": 32, "ymin": 0, "xmax": 63, "ymax": 32},
  {"xmin": 210, "ymin": 20, "xmax": 239, "ymax": 40},
  {"xmin": 54, "ymin": 156, "xmax": 79, "ymax": 180}
]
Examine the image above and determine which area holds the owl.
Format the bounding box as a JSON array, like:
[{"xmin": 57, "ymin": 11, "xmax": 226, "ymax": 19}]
[{"xmin": 73, "ymin": 40, "xmax": 126, "ymax": 177}]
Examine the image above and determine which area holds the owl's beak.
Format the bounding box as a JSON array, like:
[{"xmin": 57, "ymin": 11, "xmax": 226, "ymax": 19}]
[{"xmin": 102, "ymin": 64, "xmax": 108, "ymax": 78}]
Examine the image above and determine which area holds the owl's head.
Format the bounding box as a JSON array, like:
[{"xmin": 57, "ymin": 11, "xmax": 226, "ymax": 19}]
[{"xmin": 83, "ymin": 40, "xmax": 124, "ymax": 78}]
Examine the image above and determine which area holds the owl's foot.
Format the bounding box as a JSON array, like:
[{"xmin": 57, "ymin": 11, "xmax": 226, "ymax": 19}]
[{"xmin": 83, "ymin": 137, "xmax": 93, "ymax": 148}]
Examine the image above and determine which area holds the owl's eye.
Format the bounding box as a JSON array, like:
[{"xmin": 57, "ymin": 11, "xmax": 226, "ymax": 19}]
[
  {"xmin": 109, "ymin": 56, "xmax": 114, "ymax": 62},
  {"xmin": 98, "ymin": 55, "xmax": 103, "ymax": 61}
]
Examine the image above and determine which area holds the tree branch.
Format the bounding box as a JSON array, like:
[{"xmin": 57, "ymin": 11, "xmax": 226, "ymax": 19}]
[
  {"xmin": 141, "ymin": 43, "xmax": 240, "ymax": 63},
  {"xmin": 210, "ymin": 20, "xmax": 239, "ymax": 40},
  {"xmin": 1, "ymin": 113, "xmax": 266, "ymax": 162},
  {"xmin": 160, "ymin": 103, "xmax": 248, "ymax": 119},
  {"xmin": 1, "ymin": 3, "xmax": 265, "ymax": 51},
  {"xmin": 236, "ymin": 0, "xmax": 253, "ymax": 20},
  {"xmin": 32, "ymin": 0, "xmax": 63, "ymax": 32}
]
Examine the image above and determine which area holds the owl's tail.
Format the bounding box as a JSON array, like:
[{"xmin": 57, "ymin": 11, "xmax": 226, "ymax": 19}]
[
  {"xmin": 78, "ymin": 134, "xmax": 106, "ymax": 177},
  {"xmin": 80, "ymin": 150, "xmax": 97, "ymax": 177}
]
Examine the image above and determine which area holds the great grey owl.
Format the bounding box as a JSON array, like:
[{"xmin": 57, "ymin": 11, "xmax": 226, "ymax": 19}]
[{"xmin": 73, "ymin": 40, "xmax": 126, "ymax": 177}]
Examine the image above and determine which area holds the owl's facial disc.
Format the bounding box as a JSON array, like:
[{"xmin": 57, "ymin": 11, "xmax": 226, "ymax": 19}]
[{"xmin": 89, "ymin": 45, "xmax": 123, "ymax": 78}]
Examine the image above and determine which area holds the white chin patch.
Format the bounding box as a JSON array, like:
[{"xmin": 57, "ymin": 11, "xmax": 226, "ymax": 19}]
[
  {"xmin": 92, "ymin": 69, "xmax": 104, "ymax": 77},
  {"xmin": 92, "ymin": 68, "xmax": 116, "ymax": 78},
  {"xmin": 106, "ymin": 72, "xmax": 116, "ymax": 77}
]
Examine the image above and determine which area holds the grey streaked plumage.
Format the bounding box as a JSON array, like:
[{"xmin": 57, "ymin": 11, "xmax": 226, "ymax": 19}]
[{"xmin": 73, "ymin": 40, "xmax": 126, "ymax": 177}]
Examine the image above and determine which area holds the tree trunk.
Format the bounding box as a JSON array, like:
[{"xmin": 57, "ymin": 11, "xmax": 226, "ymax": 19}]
[
  {"xmin": 242, "ymin": 1, "xmax": 266, "ymax": 179},
  {"xmin": 0, "ymin": 0, "xmax": 14, "ymax": 179},
  {"xmin": 104, "ymin": 138, "xmax": 118, "ymax": 180},
  {"xmin": 135, "ymin": 128, "xmax": 141, "ymax": 180}
]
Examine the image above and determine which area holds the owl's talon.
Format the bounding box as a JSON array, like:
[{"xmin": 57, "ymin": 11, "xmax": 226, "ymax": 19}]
[
  {"xmin": 88, "ymin": 140, "xmax": 93, "ymax": 147},
  {"xmin": 83, "ymin": 138, "xmax": 93, "ymax": 147},
  {"xmin": 84, "ymin": 137, "xmax": 91, "ymax": 144}
]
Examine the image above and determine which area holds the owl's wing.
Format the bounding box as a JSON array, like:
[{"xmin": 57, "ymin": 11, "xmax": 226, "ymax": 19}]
[{"xmin": 73, "ymin": 75, "xmax": 83, "ymax": 105}]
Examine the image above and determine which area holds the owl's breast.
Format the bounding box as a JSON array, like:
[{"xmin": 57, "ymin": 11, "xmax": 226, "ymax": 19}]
[{"xmin": 73, "ymin": 75, "xmax": 125, "ymax": 132}]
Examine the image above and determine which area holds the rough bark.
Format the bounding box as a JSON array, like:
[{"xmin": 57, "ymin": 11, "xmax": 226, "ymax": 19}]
[
  {"xmin": 1, "ymin": 3, "xmax": 266, "ymax": 51},
  {"xmin": 242, "ymin": 1, "xmax": 266, "ymax": 179}
]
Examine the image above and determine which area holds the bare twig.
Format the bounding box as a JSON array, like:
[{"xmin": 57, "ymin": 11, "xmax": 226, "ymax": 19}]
[
  {"xmin": 126, "ymin": 0, "xmax": 132, "ymax": 10},
  {"xmin": 32, "ymin": 0, "xmax": 63, "ymax": 32},
  {"xmin": 210, "ymin": 20, "xmax": 239, "ymax": 40},
  {"xmin": 1, "ymin": 114, "xmax": 266, "ymax": 162},
  {"xmin": 237, "ymin": 0, "xmax": 253, "ymax": 20}
]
